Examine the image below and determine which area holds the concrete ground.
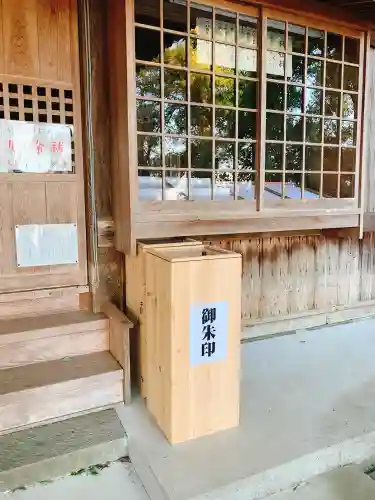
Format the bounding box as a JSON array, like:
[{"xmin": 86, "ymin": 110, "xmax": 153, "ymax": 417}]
[
  {"xmin": 0, "ymin": 461, "xmax": 149, "ymax": 500},
  {"xmin": 118, "ymin": 318, "xmax": 375, "ymax": 500}
]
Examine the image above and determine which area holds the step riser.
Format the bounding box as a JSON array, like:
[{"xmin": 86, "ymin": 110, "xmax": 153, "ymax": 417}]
[
  {"xmin": 0, "ymin": 330, "xmax": 109, "ymax": 369},
  {"xmin": 0, "ymin": 372, "xmax": 123, "ymax": 434}
]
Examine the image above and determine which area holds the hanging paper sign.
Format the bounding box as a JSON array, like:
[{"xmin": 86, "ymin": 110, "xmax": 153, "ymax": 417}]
[{"xmin": 0, "ymin": 120, "xmax": 73, "ymax": 173}]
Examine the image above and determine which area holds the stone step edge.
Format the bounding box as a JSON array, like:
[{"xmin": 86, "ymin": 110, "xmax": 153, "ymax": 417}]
[{"xmin": 0, "ymin": 409, "xmax": 128, "ymax": 493}]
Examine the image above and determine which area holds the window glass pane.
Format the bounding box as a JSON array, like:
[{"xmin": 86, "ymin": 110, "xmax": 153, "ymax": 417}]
[
  {"xmin": 216, "ymin": 43, "xmax": 236, "ymax": 74},
  {"xmin": 137, "ymin": 100, "xmax": 161, "ymax": 132},
  {"xmin": 308, "ymin": 28, "xmax": 324, "ymax": 56},
  {"xmin": 216, "ymin": 9, "xmax": 236, "ymax": 44},
  {"xmin": 305, "ymin": 173, "xmax": 321, "ymax": 197},
  {"xmin": 326, "ymin": 62, "xmax": 341, "ymax": 89},
  {"xmin": 138, "ymin": 171, "xmax": 163, "ymax": 201},
  {"xmin": 215, "ymin": 142, "xmax": 235, "ymax": 170},
  {"xmin": 164, "ymin": 103, "xmax": 186, "ymax": 134},
  {"xmin": 266, "ymin": 82, "xmax": 284, "ymax": 111},
  {"xmin": 138, "ymin": 136, "xmax": 162, "ymax": 167},
  {"xmin": 239, "ymin": 80, "xmax": 257, "ymax": 109},
  {"xmin": 323, "ymin": 174, "xmax": 338, "ymax": 197},
  {"xmin": 285, "ymin": 173, "xmax": 302, "ymax": 199},
  {"xmin": 307, "ymin": 59, "xmax": 323, "ymax": 86},
  {"xmin": 326, "ymin": 33, "xmax": 343, "ymax": 61},
  {"xmin": 238, "ymin": 142, "xmax": 256, "ymax": 170},
  {"xmin": 306, "ymin": 88, "xmax": 323, "ymax": 115},
  {"xmin": 135, "ymin": 0, "xmax": 160, "ymax": 26},
  {"xmin": 344, "ymin": 37, "xmax": 360, "ymax": 64},
  {"xmin": 286, "ymin": 145, "xmax": 303, "ymax": 170},
  {"xmin": 191, "ymin": 106, "xmax": 212, "ymax": 136},
  {"xmin": 266, "ymin": 143, "xmax": 283, "ymax": 170},
  {"xmin": 238, "ymin": 111, "xmax": 256, "ymax": 139},
  {"xmin": 342, "ymin": 94, "xmax": 357, "ymax": 119},
  {"xmin": 342, "ymin": 121, "xmax": 356, "ymax": 146},
  {"xmin": 287, "ymin": 56, "xmax": 305, "ymax": 84},
  {"xmin": 306, "ymin": 117, "xmax": 322, "ymax": 143},
  {"xmin": 266, "ymin": 113, "xmax": 284, "ymax": 140},
  {"xmin": 238, "ymin": 48, "xmax": 257, "ymax": 78},
  {"xmin": 237, "ymin": 172, "xmax": 256, "ymax": 200},
  {"xmin": 344, "ymin": 65, "xmax": 359, "ymax": 91},
  {"xmin": 191, "ymin": 73, "xmax": 212, "ymax": 103},
  {"xmin": 341, "ymin": 148, "xmax": 356, "ymax": 172},
  {"xmin": 286, "ymin": 115, "xmax": 303, "ymax": 141},
  {"xmin": 324, "ymin": 119, "xmax": 339, "ymax": 144},
  {"xmin": 215, "ymin": 77, "xmax": 235, "ymax": 106},
  {"xmin": 166, "ymin": 171, "xmax": 188, "ymax": 200},
  {"xmin": 137, "ymin": 65, "xmax": 161, "ymax": 98},
  {"xmin": 323, "ymin": 147, "xmax": 339, "ymax": 172},
  {"xmin": 267, "ymin": 52, "xmax": 285, "ymax": 80},
  {"xmin": 325, "ymin": 91, "xmax": 341, "ymax": 117},
  {"xmin": 191, "ymin": 39, "xmax": 212, "ymax": 70},
  {"xmin": 164, "ymin": 69, "xmax": 187, "ymax": 100},
  {"xmin": 340, "ymin": 174, "xmax": 355, "ymax": 198},
  {"xmin": 265, "ymin": 172, "xmax": 283, "ymax": 198},
  {"xmin": 164, "ymin": 34, "xmax": 187, "ymax": 67},
  {"xmin": 214, "ymin": 171, "xmax": 234, "ymax": 200},
  {"xmin": 267, "ymin": 20, "xmax": 285, "ymax": 50},
  {"xmin": 306, "ymin": 146, "xmax": 322, "ymax": 171},
  {"xmin": 190, "ymin": 3, "xmax": 213, "ymax": 38},
  {"xmin": 136, "ymin": 28, "xmax": 161, "ymax": 62},
  {"xmin": 288, "ymin": 25, "xmax": 305, "ymax": 54},
  {"xmin": 164, "ymin": 0, "xmax": 187, "ymax": 32},
  {"xmin": 165, "ymin": 137, "xmax": 188, "ymax": 168},
  {"xmin": 215, "ymin": 109, "xmax": 236, "ymax": 137},
  {"xmin": 191, "ymin": 171, "xmax": 213, "ymax": 200},
  {"xmin": 191, "ymin": 139, "xmax": 212, "ymax": 169},
  {"xmin": 287, "ymin": 85, "xmax": 303, "ymax": 113},
  {"xmin": 239, "ymin": 16, "xmax": 258, "ymax": 48}
]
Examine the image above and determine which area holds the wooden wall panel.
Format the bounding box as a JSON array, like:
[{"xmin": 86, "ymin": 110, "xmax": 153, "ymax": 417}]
[
  {"xmin": 0, "ymin": 183, "xmax": 15, "ymax": 274},
  {"xmin": 204, "ymin": 233, "xmax": 375, "ymax": 324},
  {"xmin": 46, "ymin": 182, "xmax": 77, "ymax": 223},
  {"xmin": 12, "ymin": 183, "xmax": 47, "ymax": 225},
  {"xmin": 3, "ymin": 0, "xmax": 40, "ymax": 78},
  {"xmin": 0, "ymin": 0, "xmax": 73, "ymax": 83}
]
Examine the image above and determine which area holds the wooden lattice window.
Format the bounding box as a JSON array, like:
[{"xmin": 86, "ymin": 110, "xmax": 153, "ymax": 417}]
[
  {"xmin": 264, "ymin": 20, "xmax": 361, "ymax": 201},
  {"xmin": 133, "ymin": 0, "xmax": 364, "ymax": 206},
  {"xmin": 0, "ymin": 80, "xmax": 75, "ymax": 173}
]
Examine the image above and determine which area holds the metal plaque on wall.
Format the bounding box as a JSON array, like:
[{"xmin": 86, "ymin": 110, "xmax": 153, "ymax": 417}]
[
  {"xmin": 0, "ymin": 120, "xmax": 73, "ymax": 173},
  {"xmin": 15, "ymin": 224, "xmax": 79, "ymax": 268}
]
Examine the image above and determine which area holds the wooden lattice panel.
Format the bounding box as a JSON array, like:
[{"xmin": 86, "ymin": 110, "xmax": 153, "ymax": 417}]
[{"xmin": 0, "ymin": 80, "xmax": 75, "ymax": 172}]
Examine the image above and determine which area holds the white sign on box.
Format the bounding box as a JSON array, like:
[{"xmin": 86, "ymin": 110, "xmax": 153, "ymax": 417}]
[
  {"xmin": 0, "ymin": 120, "xmax": 73, "ymax": 173},
  {"xmin": 190, "ymin": 301, "xmax": 229, "ymax": 366},
  {"xmin": 15, "ymin": 224, "xmax": 79, "ymax": 268}
]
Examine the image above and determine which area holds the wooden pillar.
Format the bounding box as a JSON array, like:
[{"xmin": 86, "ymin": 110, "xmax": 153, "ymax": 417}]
[{"xmin": 78, "ymin": 0, "xmax": 125, "ymax": 311}]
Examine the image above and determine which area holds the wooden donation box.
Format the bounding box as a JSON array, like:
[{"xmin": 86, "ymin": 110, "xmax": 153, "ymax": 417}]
[
  {"xmin": 126, "ymin": 240, "xmax": 203, "ymax": 399},
  {"xmin": 145, "ymin": 244, "xmax": 242, "ymax": 444}
]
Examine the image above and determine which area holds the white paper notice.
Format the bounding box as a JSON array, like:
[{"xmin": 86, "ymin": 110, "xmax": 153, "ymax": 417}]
[
  {"xmin": 15, "ymin": 224, "xmax": 79, "ymax": 267},
  {"xmin": 0, "ymin": 120, "xmax": 73, "ymax": 173},
  {"xmin": 190, "ymin": 301, "xmax": 229, "ymax": 366}
]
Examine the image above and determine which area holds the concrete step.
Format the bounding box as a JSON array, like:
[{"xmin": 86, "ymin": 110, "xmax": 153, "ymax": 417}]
[
  {"xmin": 0, "ymin": 408, "xmax": 128, "ymax": 493},
  {"xmin": 0, "ymin": 352, "xmax": 123, "ymax": 434},
  {"xmin": 0, "ymin": 311, "xmax": 109, "ymax": 369},
  {"xmin": 268, "ymin": 466, "xmax": 375, "ymax": 500}
]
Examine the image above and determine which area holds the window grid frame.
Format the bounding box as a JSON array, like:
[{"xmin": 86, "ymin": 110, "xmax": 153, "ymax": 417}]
[{"xmin": 134, "ymin": 0, "xmax": 364, "ymax": 206}]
